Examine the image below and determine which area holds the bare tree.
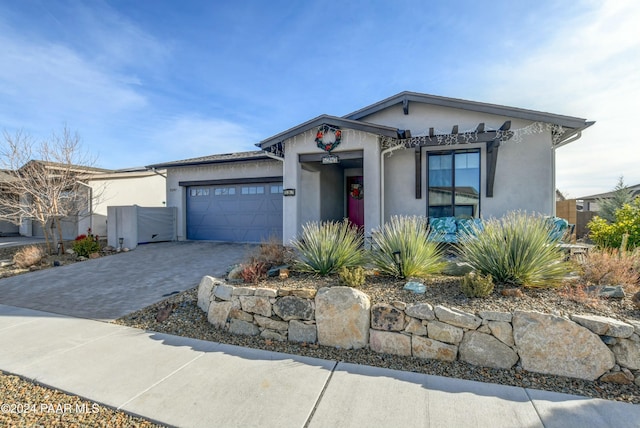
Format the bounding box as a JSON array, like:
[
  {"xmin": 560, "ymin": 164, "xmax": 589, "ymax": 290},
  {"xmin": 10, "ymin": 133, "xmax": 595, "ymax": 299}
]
[{"xmin": 0, "ymin": 127, "xmax": 100, "ymax": 253}]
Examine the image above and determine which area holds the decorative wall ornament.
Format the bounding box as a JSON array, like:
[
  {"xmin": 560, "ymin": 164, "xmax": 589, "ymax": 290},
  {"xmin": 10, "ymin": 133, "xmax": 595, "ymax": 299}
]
[
  {"xmin": 350, "ymin": 183, "xmax": 363, "ymax": 199},
  {"xmin": 315, "ymin": 125, "xmax": 342, "ymax": 152}
]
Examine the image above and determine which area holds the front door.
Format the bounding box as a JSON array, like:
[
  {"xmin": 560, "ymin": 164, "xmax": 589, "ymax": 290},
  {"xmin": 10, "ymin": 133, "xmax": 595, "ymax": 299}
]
[{"xmin": 347, "ymin": 176, "xmax": 364, "ymax": 228}]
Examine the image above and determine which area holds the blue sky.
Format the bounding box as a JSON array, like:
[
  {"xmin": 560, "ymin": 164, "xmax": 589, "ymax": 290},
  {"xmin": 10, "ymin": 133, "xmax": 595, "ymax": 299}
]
[{"xmin": 1, "ymin": 0, "xmax": 638, "ymax": 197}]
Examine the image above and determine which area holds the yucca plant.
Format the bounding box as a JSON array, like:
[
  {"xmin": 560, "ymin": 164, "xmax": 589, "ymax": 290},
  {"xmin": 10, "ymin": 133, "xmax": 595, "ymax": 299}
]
[
  {"xmin": 457, "ymin": 211, "xmax": 569, "ymax": 288},
  {"xmin": 370, "ymin": 215, "xmax": 445, "ymax": 278},
  {"xmin": 292, "ymin": 220, "xmax": 365, "ymax": 275}
]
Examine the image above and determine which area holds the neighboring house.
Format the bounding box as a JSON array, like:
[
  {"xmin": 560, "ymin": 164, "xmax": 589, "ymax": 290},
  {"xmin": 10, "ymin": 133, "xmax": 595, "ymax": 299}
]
[
  {"xmin": 78, "ymin": 167, "xmax": 167, "ymax": 237},
  {"xmin": 0, "ymin": 161, "xmax": 166, "ymax": 240},
  {"xmin": 577, "ymin": 184, "xmax": 640, "ymax": 212},
  {"xmin": 151, "ymin": 91, "xmax": 594, "ymax": 245},
  {"xmin": 0, "ymin": 161, "xmax": 110, "ymax": 240}
]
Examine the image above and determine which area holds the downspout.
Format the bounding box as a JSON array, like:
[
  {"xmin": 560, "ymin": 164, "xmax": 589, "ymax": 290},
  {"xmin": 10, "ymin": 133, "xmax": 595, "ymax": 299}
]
[
  {"xmin": 551, "ymin": 123, "xmax": 591, "ymax": 216},
  {"xmin": 380, "ymin": 139, "xmax": 408, "ymax": 225}
]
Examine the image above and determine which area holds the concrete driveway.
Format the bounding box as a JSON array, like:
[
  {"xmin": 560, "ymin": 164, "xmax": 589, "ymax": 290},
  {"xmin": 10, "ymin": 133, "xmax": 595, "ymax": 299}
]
[{"xmin": 0, "ymin": 241, "xmax": 250, "ymax": 321}]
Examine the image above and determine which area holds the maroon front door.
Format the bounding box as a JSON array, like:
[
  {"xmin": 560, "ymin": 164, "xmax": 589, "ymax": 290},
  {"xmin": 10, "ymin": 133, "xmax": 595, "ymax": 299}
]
[{"xmin": 347, "ymin": 176, "xmax": 364, "ymax": 228}]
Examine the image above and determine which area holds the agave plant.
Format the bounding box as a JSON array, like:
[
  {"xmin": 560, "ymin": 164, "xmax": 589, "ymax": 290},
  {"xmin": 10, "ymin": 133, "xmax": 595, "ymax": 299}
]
[
  {"xmin": 370, "ymin": 215, "xmax": 445, "ymax": 278},
  {"xmin": 291, "ymin": 220, "xmax": 365, "ymax": 275},
  {"xmin": 457, "ymin": 211, "xmax": 569, "ymax": 287}
]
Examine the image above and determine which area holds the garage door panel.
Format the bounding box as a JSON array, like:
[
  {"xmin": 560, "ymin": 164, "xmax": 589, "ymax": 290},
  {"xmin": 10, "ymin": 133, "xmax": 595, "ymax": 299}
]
[{"xmin": 187, "ymin": 182, "xmax": 283, "ymax": 242}]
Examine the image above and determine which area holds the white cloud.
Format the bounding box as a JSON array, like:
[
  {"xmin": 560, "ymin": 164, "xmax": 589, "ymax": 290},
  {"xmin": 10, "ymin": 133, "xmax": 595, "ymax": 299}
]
[{"xmin": 476, "ymin": 0, "xmax": 640, "ymax": 197}]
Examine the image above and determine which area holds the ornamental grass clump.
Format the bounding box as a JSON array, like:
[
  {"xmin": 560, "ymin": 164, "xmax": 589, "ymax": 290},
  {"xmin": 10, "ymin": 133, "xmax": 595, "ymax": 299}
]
[
  {"xmin": 370, "ymin": 215, "xmax": 445, "ymax": 278},
  {"xmin": 457, "ymin": 211, "xmax": 569, "ymax": 288},
  {"xmin": 292, "ymin": 220, "xmax": 365, "ymax": 276},
  {"xmin": 13, "ymin": 245, "xmax": 44, "ymax": 268}
]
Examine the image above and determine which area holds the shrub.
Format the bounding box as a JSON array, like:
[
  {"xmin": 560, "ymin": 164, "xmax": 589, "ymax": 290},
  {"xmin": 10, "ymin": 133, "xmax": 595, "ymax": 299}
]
[
  {"xmin": 252, "ymin": 237, "xmax": 293, "ymax": 269},
  {"xmin": 578, "ymin": 249, "xmax": 639, "ymax": 288},
  {"xmin": 13, "ymin": 245, "xmax": 44, "ymax": 268},
  {"xmin": 457, "ymin": 211, "xmax": 569, "ymax": 287},
  {"xmin": 460, "ymin": 272, "xmax": 494, "ymax": 298},
  {"xmin": 588, "ymin": 198, "xmax": 640, "ymax": 250},
  {"xmin": 370, "ymin": 215, "xmax": 445, "ymax": 278},
  {"xmin": 292, "ymin": 220, "xmax": 365, "ymax": 275},
  {"xmin": 72, "ymin": 235, "xmax": 101, "ymax": 258},
  {"xmin": 339, "ymin": 266, "xmax": 366, "ymax": 287},
  {"xmin": 240, "ymin": 258, "xmax": 267, "ymax": 283}
]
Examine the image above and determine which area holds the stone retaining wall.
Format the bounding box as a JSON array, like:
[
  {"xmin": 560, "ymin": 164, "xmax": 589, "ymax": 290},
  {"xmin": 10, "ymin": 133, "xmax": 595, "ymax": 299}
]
[{"xmin": 197, "ymin": 276, "xmax": 640, "ymax": 385}]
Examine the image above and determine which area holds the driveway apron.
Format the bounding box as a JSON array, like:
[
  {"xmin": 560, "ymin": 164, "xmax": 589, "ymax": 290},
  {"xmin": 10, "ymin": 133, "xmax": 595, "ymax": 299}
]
[{"xmin": 0, "ymin": 241, "xmax": 249, "ymax": 321}]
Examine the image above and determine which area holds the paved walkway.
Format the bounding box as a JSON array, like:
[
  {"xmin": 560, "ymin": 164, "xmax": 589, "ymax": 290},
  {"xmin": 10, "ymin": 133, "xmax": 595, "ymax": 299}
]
[
  {"xmin": 0, "ymin": 241, "xmax": 250, "ymax": 321},
  {"xmin": 1, "ymin": 304, "xmax": 637, "ymax": 428}
]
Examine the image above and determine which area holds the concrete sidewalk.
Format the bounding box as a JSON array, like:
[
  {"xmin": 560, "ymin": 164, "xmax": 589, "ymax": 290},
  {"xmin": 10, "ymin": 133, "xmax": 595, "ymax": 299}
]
[{"xmin": 0, "ymin": 304, "xmax": 637, "ymax": 428}]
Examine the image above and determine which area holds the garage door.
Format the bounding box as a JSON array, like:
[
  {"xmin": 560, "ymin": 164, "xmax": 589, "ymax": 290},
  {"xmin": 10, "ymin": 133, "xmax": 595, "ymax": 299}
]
[{"xmin": 186, "ymin": 182, "xmax": 283, "ymax": 242}]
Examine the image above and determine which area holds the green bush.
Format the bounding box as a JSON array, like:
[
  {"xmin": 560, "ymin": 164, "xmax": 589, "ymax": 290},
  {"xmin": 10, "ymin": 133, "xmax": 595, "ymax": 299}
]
[
  {"xmin": 588, "ymin": 198, "xmax": 640, "ymax": 250},
  {"xmin": 339, "ymin": 266, "xmax": 366, "ymax": 287},
  {"xmin": 292, "ymin": 220, "xmax": 365, "ymax": 275},
  {"xmin": 370, "ymin": 215, "xmax": 445, "ymax": 278},
  {"xmin": 72, "ymin": 235, "xmax": 101, "ymax": 257},
  {"xmin": 460, "ymin": 272, "xmax": 494, "ymax": 298},
  {"xmin": 457, "ymin": 211, "xmax": 569, "ymax": 287}
]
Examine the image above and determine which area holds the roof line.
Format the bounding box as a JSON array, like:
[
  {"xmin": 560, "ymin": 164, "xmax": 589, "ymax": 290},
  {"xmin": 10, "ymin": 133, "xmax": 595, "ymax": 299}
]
[
  {"xmin": 257, "ymin": 114, "xmax": 399, "ymax": 149},
  {"xmin": 344, "ymin": 91, "xmax": 590, "ymax": 129}
]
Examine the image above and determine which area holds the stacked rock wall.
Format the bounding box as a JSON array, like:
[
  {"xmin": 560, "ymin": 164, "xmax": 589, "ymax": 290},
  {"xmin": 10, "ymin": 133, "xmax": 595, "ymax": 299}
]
[{"xmin": 197, "ymin": 276, "xmax": 640, "ymax": 384}]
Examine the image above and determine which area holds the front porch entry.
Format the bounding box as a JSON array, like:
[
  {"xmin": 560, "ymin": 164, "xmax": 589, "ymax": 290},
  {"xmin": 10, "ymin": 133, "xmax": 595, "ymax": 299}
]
[{"xmin": 298, "ymin": 150, "xmax": 364, "ymax": 227}]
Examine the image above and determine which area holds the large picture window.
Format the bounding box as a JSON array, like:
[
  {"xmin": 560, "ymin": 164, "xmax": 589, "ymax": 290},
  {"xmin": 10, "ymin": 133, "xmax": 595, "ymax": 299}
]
[{"xmin": 428, "ymin": 149, "xmax": 480, "ymax": 218}]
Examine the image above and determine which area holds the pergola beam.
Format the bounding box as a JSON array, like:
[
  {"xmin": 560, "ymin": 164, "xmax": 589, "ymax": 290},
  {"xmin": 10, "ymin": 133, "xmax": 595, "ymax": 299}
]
[{"xmin": 409, "ymin": 121, "xmax": 512, "ymax": 200}]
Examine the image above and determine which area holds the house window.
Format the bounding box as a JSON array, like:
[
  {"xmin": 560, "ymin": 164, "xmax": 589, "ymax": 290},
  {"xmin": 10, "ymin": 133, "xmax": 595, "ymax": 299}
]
[
  {"xmin": 214, "ymin": 187, "xmax": 236, "ymax": 196},
  {"xmin": 241, "ymin": 186, "xmax": 265, "ymax": 195},
  {"xmin": 427, "ymin": 149, "xmax": 480, "ymax": 218},
  {"xmin": 190, "ymin": 188, "xmax": 210, "ymax": 197}
]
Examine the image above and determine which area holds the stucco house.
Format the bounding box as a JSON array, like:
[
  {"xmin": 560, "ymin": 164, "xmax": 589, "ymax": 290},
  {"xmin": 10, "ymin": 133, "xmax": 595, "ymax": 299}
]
[
  {"xmin": 0, "ymin": 162, "xmax": 166, "ymax": 240},
  {"xmin": 151, "ymin": 91, "xmax": 594, "ymax": 244}
]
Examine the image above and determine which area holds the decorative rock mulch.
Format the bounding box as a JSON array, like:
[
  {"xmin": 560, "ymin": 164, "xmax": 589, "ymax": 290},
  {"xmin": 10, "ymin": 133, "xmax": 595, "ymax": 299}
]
[{"xmin": 0, "ymin": 371, "xmax": 163, "ymax": 427}]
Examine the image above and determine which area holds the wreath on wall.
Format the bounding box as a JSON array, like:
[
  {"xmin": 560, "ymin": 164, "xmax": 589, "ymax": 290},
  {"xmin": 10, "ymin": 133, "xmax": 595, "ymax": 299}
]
[{"xmin": 315, "ymin": 125, "xmax": 342, "ymax": 152}]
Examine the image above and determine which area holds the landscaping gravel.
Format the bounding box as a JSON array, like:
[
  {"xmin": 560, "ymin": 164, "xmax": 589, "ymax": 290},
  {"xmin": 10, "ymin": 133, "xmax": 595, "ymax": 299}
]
[
  {"xmin": 0, "ymin": 370, "xmax": 164, "ymax": 427},
  {"xmin": 115, "ymin": 274, "xmax": 640, "ymax": 405}
]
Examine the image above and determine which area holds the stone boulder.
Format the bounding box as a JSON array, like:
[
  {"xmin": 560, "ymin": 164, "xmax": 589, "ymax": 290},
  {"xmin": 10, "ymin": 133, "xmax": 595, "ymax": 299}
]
[
  {"xmin": 427, "ymin": 320, "xmax": 463, "ymax": 345},
  {"xmin": 434, "ymin": 306, "xmax": 481, "ymax": 330},
  {"xmin": 488, "ymin": 321, "xmax": 515, "ymax": 347},
  {"xmin": 239, "ymin": 296, "xmax": 272, "ymax": 317},
  {"xmin": 197, "ymin": 276, "xmax": 218, "ymax": 312},
  {"xmin": 371, "ymin": 303, "xmax": 405, "ymax": 331},
  {"xmin": 513, "ymin": 311, "xmax": 615, "ymax": 380},
  {"xmin": 369, "ymin": 330, "xmax": 411, "ymax": 356},
  {"xmin": 611, "ymin": 338, "xmax": 640, "ymax": 370},
  {"xmin": 405, "ymin": 303, "xmax": 435, "ymax": 320},
  {"xmin": 570, "ymin": 314, "xmax": 634, "ymax": 338},
  {"xmin": 273, "ymin": 296, "xmax": 314, "ymax": 321},
  {"xmin": 207, "ymin": 301, "xmax": 233, "ymax": 329},
  {"xmin": 459, "ymin": 331, "xmax": 518, "ymax": 369},
  {"xmin": 315, "ymin": 287, "xmax": 370, "ymax": 349},
  {"xmin": 288, "ymin": 320, "xmax": 317, "ymax": 343},
  {"xmin": 228, "ymin": 319, "xmax": 260, "ymax": 336},
  {"xmin": 412, "ymin": 336, "xmax": 457, "ymax": 362}
]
